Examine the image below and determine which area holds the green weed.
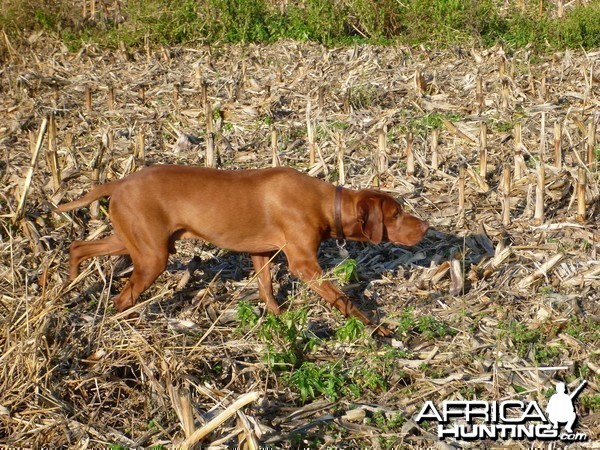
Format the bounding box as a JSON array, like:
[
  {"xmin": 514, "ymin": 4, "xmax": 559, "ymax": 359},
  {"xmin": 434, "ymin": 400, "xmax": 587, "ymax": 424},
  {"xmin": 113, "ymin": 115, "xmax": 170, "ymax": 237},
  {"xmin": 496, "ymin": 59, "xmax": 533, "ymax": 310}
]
[
  {"xmin": 247, "ymin": 303, "xmax": 411, "ymax": 403},
  {"xmin": 286, "ymin": 345, "xmax": 411, "ymax": 403},
  {"xmin": 419, "ymin": 363, "xmax": 446, "ymax": 379},
  {"xmin": 352, "ymin": 366, "xmax": 387, "ymax": 391},
  {"xmin": 580, "ymin": 394, "xmax": 600, "ymax": 412},
  {"xmin": 347, "ymin": 347, "xmax": 409, "ymax": 397},
  {"xmin": 399, "ymin": 112, "xmax": 463, "ymax": 137},
  {"xmin": 564, "ymin": 316, "xmax": 600, "ymax": 344},
  {"xmin": 263, "ymin": 346, "xmax": 302, "ymax": 369},
  {"xmin": 493, "ymin": 119, "xmax": 516, "ymax": 133},
  {"xmin": 415, "ymin": 314, "xmax": 455, "ymax": 340},
  {"xmin": 258, "ymin": 307, "xmax": 307, "ymax": 343},
  {"xmin": 33, "ymin": 8, "xmax": 56, "ymax": 30},
  {"xmin": 329, "ymin": 120, "xmax": 350, "ymax": 131},
  {"xmin": 335, "ymin": 317, "xmax": 365, "ymax": 341},
  {"xmin": 395, "ymin": 308, "xmax": 417, "ymax": 335},
  {"xmin": 513, "ymin": 384, "xmax": 527, "ymax": 394},
  {"xmin": 498, "ymin": 320, "xmax": 561, "ymax": 364},
  {"xmin": 459, "ymin": 386, "xmax": 481, "ymax": 399},
  {"xmin": 236, "ymin": 300, "xmax": 260, "ymax": 329},
  {"xmin": 395, "ymin": 308, "xmax": 456, "ymax": 340},
  {"xmin": 367, "ymin": 410, "xmax": 407, "ymax": 447},
  {"xmin": 254, "ymin": 307, "xmax": 318, "ymax": 370},
  {"xmin": 366, "ymin": 410, "xmax": 405, "ymax": 431},
  {"xmin": 575, "ymin": 364, "xmax": 591, "ymax": 380},
  {"xmin": 332, "ymin": 258, "xmax": 359, "ymax": 285},
  {"xmin": 348, "ymin": 84, "xmax": 383, "ymax": 109},
  {"xmin": 538, "ymin": 286, "xmax": 553, "ymax": 295},
  {"xmin": 286, "ymin": 361, "xmax": 345, "ymax": 403}
]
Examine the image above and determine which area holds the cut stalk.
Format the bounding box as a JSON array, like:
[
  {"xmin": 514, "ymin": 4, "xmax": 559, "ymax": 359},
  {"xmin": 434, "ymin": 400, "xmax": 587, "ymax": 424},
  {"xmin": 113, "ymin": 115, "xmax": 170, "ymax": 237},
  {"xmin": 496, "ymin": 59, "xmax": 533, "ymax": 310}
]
[
  {"xmin": 553, "ymin": 121, "xmax": 562, "ymax": 169},
  {"xmin": 458, "ymin": 165, "xmax": 466, "ymax": 220},
  {"xmin": 406, "ymin": 132, "xmax": 414, "ymax": 177},
  {"xmin": 47, "ymin": 113, "xmax": 61, "ymax": 192},
  {"xmin": 306, "ymin": 100, "xmax": 315, "ymax": 165},
  {"xmin": 107, "ymin": 85, "xmax": 115, "ymax": 110},
  {"xmin": 85, "ymin": 85, "xmax": 93, "ymax": 111},
  {"xmin": 501, "ymin": 78, "xmax": 509, "ymax": 110},
  {"xmin": 479, "ymin": 122, "xmax": 487, "ymax": 178},
  {"xmin": 431, "ymin": 129, "xmax": 439, "ymax": 170},
  {"xmin": 533, "ymin": 161, "xmax": 545, "ymax": 226},
  {"xmin": 271, "ymin": 128, "xmax": 280, "ymax": 167},
  {"xmin": 587, "ymin": 122, "xmax": 596, "ymax": 166},
  {"xmin": 15, "ymin": 118, "xmax": 48, "ymax": 222},
  {"xmin": 577, "ymin": 167, "xmax": 587, "ymax": 223},
  {"xmin": 336, "ymin": 133, "xmax": 346, "ymax": 186},
  {"xmin": 514, "ymin": 122, "xmax": 525, "ymax": 180},
  {"xmin": 502, "ymin": 164, "xmax": 511, "ymax": 227},
  {"xmin": 205, "ymin": 132, "xmax": 215, "ymax": 168},
  {"xmin": 476, "ymin": 75, "xmax": 484, "ymax": 114},
  {"xmin": 136, "ymin": 126, "xmax": 145, "ymax": 162}
]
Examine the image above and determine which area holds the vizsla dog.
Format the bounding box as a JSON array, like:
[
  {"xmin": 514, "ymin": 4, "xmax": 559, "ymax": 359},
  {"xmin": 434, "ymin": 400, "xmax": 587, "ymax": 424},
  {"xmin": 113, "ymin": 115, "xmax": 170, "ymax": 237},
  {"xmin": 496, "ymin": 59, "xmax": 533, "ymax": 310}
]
[{"xmin": 56, "ymin": 165, "xmax": 428, "ymax": 336}]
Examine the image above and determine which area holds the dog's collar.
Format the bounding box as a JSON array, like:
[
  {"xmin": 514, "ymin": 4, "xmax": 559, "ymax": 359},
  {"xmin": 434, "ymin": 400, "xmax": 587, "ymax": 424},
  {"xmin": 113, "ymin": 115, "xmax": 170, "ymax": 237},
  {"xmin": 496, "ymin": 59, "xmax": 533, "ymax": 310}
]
[{"xmin": 334, "ymin": 186, "xmax": 345, "ymax": 240}]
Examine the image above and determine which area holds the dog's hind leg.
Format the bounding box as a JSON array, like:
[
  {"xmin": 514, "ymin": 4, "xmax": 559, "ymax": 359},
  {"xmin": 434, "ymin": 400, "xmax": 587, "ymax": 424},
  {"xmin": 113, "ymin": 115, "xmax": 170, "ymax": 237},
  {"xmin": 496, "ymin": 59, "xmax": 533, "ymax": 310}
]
[{"xmin": 68, "ymin": 234, "xmax": 129, "ymax": 280}]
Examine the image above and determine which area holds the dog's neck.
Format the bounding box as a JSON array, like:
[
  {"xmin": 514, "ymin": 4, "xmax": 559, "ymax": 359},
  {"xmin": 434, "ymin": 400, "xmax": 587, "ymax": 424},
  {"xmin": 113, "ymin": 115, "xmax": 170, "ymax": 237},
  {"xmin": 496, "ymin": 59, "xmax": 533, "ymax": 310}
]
[{"xmin": 334, "ymin": 186, "xmax": 345, "ymax": 240}]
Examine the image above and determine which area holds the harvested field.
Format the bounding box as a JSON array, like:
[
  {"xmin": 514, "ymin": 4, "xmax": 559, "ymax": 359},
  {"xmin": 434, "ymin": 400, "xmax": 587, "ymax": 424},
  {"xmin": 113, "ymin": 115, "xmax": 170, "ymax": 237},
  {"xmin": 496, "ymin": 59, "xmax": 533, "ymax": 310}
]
[{"xmin": 1, "ymin": 34, "xmax": 599, "ymax": 448}]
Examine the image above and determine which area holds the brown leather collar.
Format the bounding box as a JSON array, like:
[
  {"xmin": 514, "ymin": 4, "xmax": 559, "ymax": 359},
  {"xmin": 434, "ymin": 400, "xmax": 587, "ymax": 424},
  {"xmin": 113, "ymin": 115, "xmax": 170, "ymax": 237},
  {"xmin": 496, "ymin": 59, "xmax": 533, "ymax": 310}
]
[{"xmin": 334, "ymin": 186, "xmax": 345, "ymax": 240}]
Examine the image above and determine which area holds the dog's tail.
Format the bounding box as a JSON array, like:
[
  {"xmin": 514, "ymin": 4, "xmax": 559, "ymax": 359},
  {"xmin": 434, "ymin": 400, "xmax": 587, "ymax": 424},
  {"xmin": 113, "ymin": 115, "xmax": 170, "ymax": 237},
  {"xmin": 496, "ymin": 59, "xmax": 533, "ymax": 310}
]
[{"xmin": 55, "ymin": 179, "xmax": 124, "ymax": 212}]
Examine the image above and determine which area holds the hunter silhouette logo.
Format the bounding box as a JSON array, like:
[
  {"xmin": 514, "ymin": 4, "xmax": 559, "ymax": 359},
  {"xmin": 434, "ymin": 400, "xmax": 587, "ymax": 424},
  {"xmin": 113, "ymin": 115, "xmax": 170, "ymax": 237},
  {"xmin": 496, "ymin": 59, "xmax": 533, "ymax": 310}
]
[
  {"xmin": 546, "ymin": 381, "xmax": 586, "ymax": 434},
  {"xmin": 415, "ymin": 380, "xmax": 588, "ymax": 441}
]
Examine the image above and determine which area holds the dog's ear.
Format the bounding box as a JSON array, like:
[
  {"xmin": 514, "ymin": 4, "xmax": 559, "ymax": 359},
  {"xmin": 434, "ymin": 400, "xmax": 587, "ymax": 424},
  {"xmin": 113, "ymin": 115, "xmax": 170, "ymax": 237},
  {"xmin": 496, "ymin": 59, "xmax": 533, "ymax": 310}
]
[{"xmin": 357, "ymin": 197, "xmax": 384, "ymax": 244}]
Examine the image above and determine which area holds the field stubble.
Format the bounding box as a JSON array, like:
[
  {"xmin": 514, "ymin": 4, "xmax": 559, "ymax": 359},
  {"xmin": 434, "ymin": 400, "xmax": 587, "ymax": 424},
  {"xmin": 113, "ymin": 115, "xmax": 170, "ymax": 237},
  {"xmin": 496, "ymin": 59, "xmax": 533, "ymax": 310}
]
[{"xmin": 0, "ymin": 35, "xmax": 599, "ymax": 447}]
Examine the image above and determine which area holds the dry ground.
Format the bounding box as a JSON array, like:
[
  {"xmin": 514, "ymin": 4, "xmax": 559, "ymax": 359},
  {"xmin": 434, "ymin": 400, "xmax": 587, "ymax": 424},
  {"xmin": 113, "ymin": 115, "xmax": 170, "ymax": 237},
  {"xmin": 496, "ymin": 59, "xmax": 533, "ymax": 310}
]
[{"xmin": 0, "ymin": 35, "xmax": 599, "ymax": 448}]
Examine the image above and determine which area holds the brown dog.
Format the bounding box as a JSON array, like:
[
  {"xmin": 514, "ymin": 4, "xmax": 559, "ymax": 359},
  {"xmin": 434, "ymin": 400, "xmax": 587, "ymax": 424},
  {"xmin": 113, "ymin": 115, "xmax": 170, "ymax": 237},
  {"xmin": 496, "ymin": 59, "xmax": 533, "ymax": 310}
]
[{"xmin": 56, "ymin": 165, "xmax": 428, "ymax": 335}]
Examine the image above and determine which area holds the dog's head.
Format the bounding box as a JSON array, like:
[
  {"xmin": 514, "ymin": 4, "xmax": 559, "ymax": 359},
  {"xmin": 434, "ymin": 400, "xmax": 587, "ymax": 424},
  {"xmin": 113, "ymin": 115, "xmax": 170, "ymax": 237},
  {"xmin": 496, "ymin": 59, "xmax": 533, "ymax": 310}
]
[{"xmin": 356, "ymin": 191, "xmax": 428, "ymax": 246}]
